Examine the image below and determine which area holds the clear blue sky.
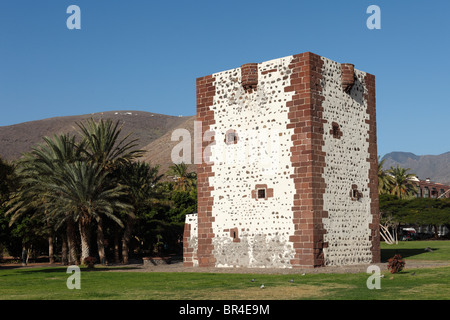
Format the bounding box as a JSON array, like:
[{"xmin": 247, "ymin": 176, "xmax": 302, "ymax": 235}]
[{"xmin": 1, "ymin": 0, "xmax": 449, "ymax": 158}]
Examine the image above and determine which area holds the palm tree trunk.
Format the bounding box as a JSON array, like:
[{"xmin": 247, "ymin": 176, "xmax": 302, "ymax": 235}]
[
  {"xmin": 114, "ymin": 229, "xmax": 120, "ymax": 263},
  {"xmin": 48, "ymin": 232, "xmax": 54, "ymax": 264},
  {"xmin": 121, "ymin": 215, "xmax": 134, "ymax": 264},
  {"xmin": 66, "ymin": 218, "xmax": 78, "ymax": 265},
  {"xmin": 79, "ymin": 220, "xmax": 91, "ymax": 263},
  {"xmin": 96, "ymin": 215, "xmax": 106, "ymax": 265},
  {"xmin": 433, "ymin": 224, "xmax": 439, "ymax": 239},
  {"xmin": 61, "ymin": 235, "xmax": 68, "ymax": 265}
]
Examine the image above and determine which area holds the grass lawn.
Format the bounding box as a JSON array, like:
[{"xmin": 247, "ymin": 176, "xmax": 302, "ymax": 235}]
[
  {"xmin": 0, "ymin": 240, "xmax": 449, "ymax": 300},
  {"xmin": 380, "ymin": 240, "xmax": 450, "ymax": 261}
]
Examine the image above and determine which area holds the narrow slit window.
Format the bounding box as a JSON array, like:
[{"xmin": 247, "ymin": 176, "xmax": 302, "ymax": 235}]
[
  {"xmin": 350, "ymin": 184, "xmax": 362, "ymax": 201},
  {"xmin": 227, "ymin": 132, "xmax": 236, "ymax": 144},
  {"xmin": 225, "ymin": 130, "xmax": 238, "ymax": 145},
  {"xmin": 333, "ymin": 125, "xmax": 339, "ymax": 137}
]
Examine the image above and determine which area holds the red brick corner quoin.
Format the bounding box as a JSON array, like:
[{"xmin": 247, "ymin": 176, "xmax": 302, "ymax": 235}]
[
  {"xmin": 195, "ymin": 75, "xmax": 217, "ymax": 268},
  {"xmin": 285, "ymin": 52, "xmax": 327, "ymax": 268},
  {"xmin": 364, "ymin": 72, "xmax": 380, "ymax": 264}
]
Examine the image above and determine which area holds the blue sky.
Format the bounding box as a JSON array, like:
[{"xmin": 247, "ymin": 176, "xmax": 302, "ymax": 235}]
[{"xmin": 0, "ymin": 0, "xmax": 449, "ymax": 158}]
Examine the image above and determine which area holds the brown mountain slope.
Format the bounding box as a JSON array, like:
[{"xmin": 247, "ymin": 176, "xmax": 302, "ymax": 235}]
[
  {"xmin": 142, "ymin": 116, "xmax": 196, "ymax": 175},
  {"xmin": 0, "ymin": 111, "xmax": 193, "ymax": 161}
]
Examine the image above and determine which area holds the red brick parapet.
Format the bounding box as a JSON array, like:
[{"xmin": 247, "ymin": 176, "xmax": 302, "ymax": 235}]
[
  {"xmin": 241, "ymin": 63, "xmax": 258, "ymax": 92},
  {"xmin": 341, "ymin": 63, "xmax": 355, "ymax": 93}
]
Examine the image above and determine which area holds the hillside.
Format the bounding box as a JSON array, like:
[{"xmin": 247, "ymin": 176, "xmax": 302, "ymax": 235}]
[
  {"xmin": 142, "ymin": 116, "xmax": 196, "ymax": 175},
  {"xmin": 0, "ymin": 111, "xmax": 195, "ymax": 175},
  {"xmin": 382, "ymin": 151, "xmax": 450, "ymax": 185}
]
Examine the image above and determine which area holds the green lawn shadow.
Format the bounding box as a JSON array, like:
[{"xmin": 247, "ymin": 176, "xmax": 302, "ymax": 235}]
[
  {"xmin": 380, "ymin": 247, "xmax": 438, "ymax": 262},
  {"xmin": 0, "ymin": 266, "xmax": 140, "ymax": 274}
]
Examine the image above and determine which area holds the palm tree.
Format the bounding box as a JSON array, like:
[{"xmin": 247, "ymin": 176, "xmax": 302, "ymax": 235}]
[
  {"xmin": 44, "ymin": 161, "xmax": 133, "ymax": 262},
  {"xmin": 76, "ymin": 118, "xmax": 145, "ymax": 263},
  {"xmin": 0, "ymin": 156, "xmax": 16, "ymax": 260},
  {"xmin": 118, "ymin": 161, "xmax": 163, "ymax": 263},
  {"xmin": 378, "ymin": 156, "xmax": 394, "ymax": 195},
  {"xmin": 388, "ymin": 165, "xmax": 416, "ymax": 199},
  {"xmin": 6, "ymin": 134, "xmax": 83, "ymax": 264},
  {"xmin": 76, "ymin": 118, "xmax": 145, "ymax": 171},
  {"xmin": 168, "ymin": 163, "xmax": 196, "ymax": 191},
  {"xmin": 0, "ymin": 156, "xmax": 17, "ymax": 206}
]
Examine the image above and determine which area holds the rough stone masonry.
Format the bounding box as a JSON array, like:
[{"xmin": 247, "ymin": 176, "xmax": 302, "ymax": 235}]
[{"xmin": 183, "ymin": 52, "xmax": 379, "ymax": 269}]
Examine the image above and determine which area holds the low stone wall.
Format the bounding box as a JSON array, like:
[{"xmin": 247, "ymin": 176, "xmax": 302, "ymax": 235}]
[{"xmin": 143, "ymin": 257, "xmax": 172, "ymax": 266}]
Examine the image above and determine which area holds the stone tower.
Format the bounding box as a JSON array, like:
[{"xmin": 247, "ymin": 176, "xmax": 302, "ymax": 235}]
[{"xmin": 183, "ymin": 52, "xmax": 379, "ymax": 268}]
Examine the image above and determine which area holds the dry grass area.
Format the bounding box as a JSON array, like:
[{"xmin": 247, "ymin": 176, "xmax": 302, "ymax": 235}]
[{"xmin": 194, "ymin": 283, "xmax": 353, "ymax": 300}]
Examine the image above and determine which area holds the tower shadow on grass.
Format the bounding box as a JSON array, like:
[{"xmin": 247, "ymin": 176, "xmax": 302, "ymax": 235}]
[
  {"xmin": 2, "ymin": 266, "xmax": 141, "ymax": 274},
  {"xmin": 380, "ymin": 247, "xmax": 438, "ymax": 262}
]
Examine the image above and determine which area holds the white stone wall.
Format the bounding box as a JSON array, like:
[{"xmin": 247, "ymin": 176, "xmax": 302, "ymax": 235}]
[
  {"xmin": 185, "ymin": 213, "xmax": 198, "ymax": 266},
  {"xmin": 207, "ymin": 56, "xmax": 298, "ymax": 268},
  {"xmin": 320, "ymin": 57, "xmax": 374, "ymax": 266}
]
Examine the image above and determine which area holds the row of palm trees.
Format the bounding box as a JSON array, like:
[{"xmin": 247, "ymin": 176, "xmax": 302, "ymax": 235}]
[
  {"xmin": 6, "ymin": 118, "xmax": 163, "ymax": 265},
  {"xmin": 378, "ymin": 157, "xmax": 417, "ymax": 199}
]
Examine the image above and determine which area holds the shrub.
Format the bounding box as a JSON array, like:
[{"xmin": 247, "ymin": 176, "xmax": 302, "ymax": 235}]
[
  {"xmin": 83, "ymin": 256, "xmax": 97, "ymax": 268},
  {"xmin": 387, "ymin": 254, "xmax": 405, "ymax": 273}
]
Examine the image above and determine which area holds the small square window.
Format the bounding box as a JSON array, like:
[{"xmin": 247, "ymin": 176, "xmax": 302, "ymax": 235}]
[
  {"xmin": 350, "ymin": 184, "xmax": 362, "ymax": 200},
  {"xmin": 330, "ymin": 122, "xmax": 342, "ymax": 139},
  {"xmin": 257, "ymin": 189, "xmax": 266, "ymax": 199}
]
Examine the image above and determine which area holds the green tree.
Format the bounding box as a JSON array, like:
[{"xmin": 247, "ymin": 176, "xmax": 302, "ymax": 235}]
[
  {"xmin": 118, "ymin": 161, "xmax": 163, "ymax": 263},
  {"xmin": 43, "ymin": 161, "xmax": 133, "ymax": 262},
  {"xmin": 167, "ymin": 163, "xmax": 196, "ymax": 192},
  {"xmin": 399, "ymin": 198, "xmax": 450, "ymax": 238},
  {"xmin": 76, "ymin": 118, "xmax": 145, "ymax": 263},
  {"xmin": 379, "ymin": 194, "xmax": 450, "ymax": 240},
  {"xmin": 377, "ymin": 156, "xmax": 393, "ymax": 195},
  {"xmin": 76, "ymin": 118, "xmax": 145, "ymax": 171},
  {"xmin": 6, "ymin": 134, "xmax": 83, "ymax": 264},
  {"xmin": 0, "ymin": 156, "xmax": 17, "ymax": 259},
  {"xmin": 0, "ymin": 157, "xmax": 17, "ymax": 206},
  {"xmin": 387, "ymin": 165, "xmax": 416, "ymax": 199}
]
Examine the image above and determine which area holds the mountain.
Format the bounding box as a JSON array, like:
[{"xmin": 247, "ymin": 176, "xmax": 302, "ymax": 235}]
[
  {"xmin": 141, "ymin": 116, "xmax": 196, "ymax": 175},
  {"xmin": 0, "ymin": 111, "xmax": 195, "ymax": 174},
  {"xmin": 382, "ymin": 151, "xmax": 450, "ymax": 185}
]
